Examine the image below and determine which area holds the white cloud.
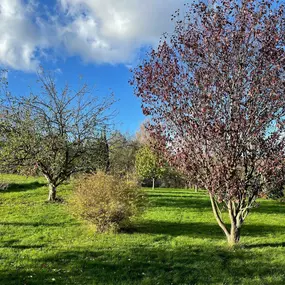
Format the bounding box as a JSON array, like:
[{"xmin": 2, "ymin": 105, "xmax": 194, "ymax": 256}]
[
  {"xmin": 0, "ymin": 0, "xmax": 187, "ymax": 71},
  {"xmin": 58, "ymin": 0, "xmax": 186, "ymax": 64},
  {"xmin": 0, "ymin": 0, "xmax": 50, "ymax": 71}
]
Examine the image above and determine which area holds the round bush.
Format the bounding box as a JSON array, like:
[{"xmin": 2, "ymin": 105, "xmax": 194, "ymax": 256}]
[{"xmin": 71, "ymin": 172, "xmax": 145, "ymax": 233}]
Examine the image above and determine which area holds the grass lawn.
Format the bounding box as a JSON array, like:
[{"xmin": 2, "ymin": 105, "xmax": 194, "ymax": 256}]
[{"xmin": 0, "ymin": 174, "xmax": 285, "ymax": 285}]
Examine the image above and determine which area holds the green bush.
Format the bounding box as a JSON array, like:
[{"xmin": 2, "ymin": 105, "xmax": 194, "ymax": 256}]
[{"xmin": 70, "ymin": 172, "xmax": 145, "ymax": 233}]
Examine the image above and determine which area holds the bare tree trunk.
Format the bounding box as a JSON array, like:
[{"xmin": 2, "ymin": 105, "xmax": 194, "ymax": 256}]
[
  {"xmin": 209, "ymin": 193, "xmax": 230, "ymax": 240},
  {"xmin": 227, "ymin": 201, "xmax": 242, "ymax": 246},
  {"xmin": 209, "ymin": 193, "xmax": 246, "ymax": 245},
  {"xmin": 228, "ymin": 224, "xmax": 241, "ymax": 245},
  {"xmin": 48, "ymin": 184, "xmax": 57, "ymax": 202},
  {"xmin": 194, "ymin": 185, "xmax": 198, "ymax": 192},
  {"xmin": 152, "ymin": 178, "xmax": 155, "ymax": 190}
]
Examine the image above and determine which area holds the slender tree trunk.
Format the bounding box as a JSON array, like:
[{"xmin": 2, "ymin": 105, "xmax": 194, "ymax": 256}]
[
  {"xmin": 48, "ymin": 184, "xmax": 57, "ymax": 202},
  {"xmin": 152, "ymin": 178, "xmax": 155, "ymax": 190},
  {"xmin": 194, "ymin": 185, "xmax": 198, "ymax": 192},
  {"xmin": 209, "ymin": 193, "xmax": 230, "ymax": 240}
]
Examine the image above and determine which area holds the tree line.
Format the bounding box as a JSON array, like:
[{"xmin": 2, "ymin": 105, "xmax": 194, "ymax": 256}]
[{"xmin": 0, "ymin": 71, "xmax": 184, "ymax": 200}]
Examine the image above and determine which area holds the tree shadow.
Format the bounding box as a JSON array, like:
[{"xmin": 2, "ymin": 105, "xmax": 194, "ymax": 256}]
[
  {"xmin": 0, "ymin": 239, "xmax": 45, "ymax": 249},
  {"xmin": 0, "ymin": 244, "xmax": 45, "ymax": 249},
  {"xmin": 0, "ymin": 222, "xmax": 72, "ymax": 227},
  {"xmin": 149, "ymin": 196, "xmax": 211, "ymax": 209},
  {"xmin": 147, "ymin": 189, "xmax": 207, "ymax": 197},
  {"xmin": 1, "ymin": 182, "xmax": 46, "ymax": 193},
  {"xmin": 148, "ymin": 190, "xmax": 285, "ymax": 216},
  {"xmin": 1, "ymin": 246, "xmax": 284, "ymax": 284},
  {"xmin": 252, "ymin": 202, "xmax": 285, "ymax": 214},
  {"xmin": 135, "ymin": 221, "xmax": 224, "ymax": 239},
  {"xmin": 241, "ymin": 224, "xmax": 285, "ymax": 237},
  {"xmin": 244, "ymin": 242, "xmax": 285, "ymax": 249},
  {"xmin": 134, "ymin": 220, "xmax": 285, "ymax": 240}
]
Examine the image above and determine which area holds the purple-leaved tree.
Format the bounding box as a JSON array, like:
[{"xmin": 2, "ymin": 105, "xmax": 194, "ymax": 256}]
[{"xmin": 132, "ymin": 0, "xmax": 285, "ymax": 245}]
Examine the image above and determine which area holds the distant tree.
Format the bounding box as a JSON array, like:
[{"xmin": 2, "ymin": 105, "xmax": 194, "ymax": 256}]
[
  {"xmin": 135, "ymin": 121, "xmax": 151, "ymax": 146},
  {"xmin": 132, "ymin": 0, "xmax": 285, "ymax": 244},
  {"xmin": 95, "ymin": 128, "xmax": 111, "ymax": 173},
  {"xmin": 79, "ymin": 129, "xmax": 110, "ymax": 174},
  {"xmin": 109, "ymin": 131, "xmax": 139, "ymax": 178},
  {"xmin": 135, "ymin": 146, "xmax": 164, "ymax": 189},
  {"xmin": 0, "ymin": 71, "xmax": 114, "ymax": 201},
  {"xmin": 136, "ymin": 122, "xmax": 187, "ymax": 188}
]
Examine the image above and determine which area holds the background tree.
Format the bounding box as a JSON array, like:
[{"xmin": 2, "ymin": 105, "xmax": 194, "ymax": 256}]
[
  {"xmin": 136, "ymin": 122, "xmax": 187, "ymax": 188},
  {"xmin": 135, "ymin": 146, "xmax": 164, "ymax": 189},
  {"xmin": 77, "ymin": 130, "xmax": 110, "ymax": 175},
  {"xmin": 135, "ymin": 121, "xmax": 152, "ymax": 146},
  {"xmin": 94, "ymin": 128, "xmax": 110, "ymax": 173},
  {"xmin": 109, "ymin": 131, "xmax": 140, "ymax": 178},
  {"xmin": 0, "ymin": 72, "xmax": 114, "ymax": 201},
  {"xmin": 132, "ymin": 0, "xmax": 285, "ymax": 244}
]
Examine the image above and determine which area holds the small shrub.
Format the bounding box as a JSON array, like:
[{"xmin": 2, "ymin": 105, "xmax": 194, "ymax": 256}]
[{"xmin": 70, "ymin": 172, "xmax": 145, "ymax": 233}]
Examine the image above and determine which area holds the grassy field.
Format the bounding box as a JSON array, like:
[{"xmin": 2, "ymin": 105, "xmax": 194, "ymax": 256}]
[{"xmin": 0, "ymin": 174, "xmax": 285, "ymax": 285}]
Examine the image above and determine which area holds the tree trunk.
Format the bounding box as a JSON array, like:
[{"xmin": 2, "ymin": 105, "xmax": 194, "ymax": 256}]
[
  {"xmin": 48, "ymin": 184, "xmax": 57, "ymax": 202},
  {"xmin": 209, "ymin": 193, "xmax": 230, "ymax": 240},
  {"xmin": 228, "ymin": 224, "xmax": 241, "ymax": 245},
  {"xmin": 227, "ymin": 201, "xmax": 243, "ymax": 246},
  {"xmin": 152, "ymin": 178, "xmax": 155, "ymax": 190},
  {"xmin": 210, "ymin": 194, "xmax": 245, "ymax": 246},
  {"xmin": 194, "ymin": 185, "xmax": 198, "ymax": 192}
]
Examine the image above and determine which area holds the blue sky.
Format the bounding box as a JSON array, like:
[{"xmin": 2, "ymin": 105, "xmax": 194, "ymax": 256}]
[{"xmin": 0, "ymin": 0, "xmax": 187, "ymax": 134}]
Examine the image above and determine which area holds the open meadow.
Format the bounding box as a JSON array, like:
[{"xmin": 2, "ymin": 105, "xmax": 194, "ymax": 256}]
[{"xmin": 0, "ymin": 174, "xmax": 285, "ymax": 285}]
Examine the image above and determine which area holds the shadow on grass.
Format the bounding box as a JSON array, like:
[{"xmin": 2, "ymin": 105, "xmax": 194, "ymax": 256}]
[
  {"xmin": 148, "ymin": 190, "xmax": 285, "ymax": 215},
  {"xmin": 149, "ymin": 196, "xmax": 211, "ymax": 209},
  {"xmin": 136, "ymin": 221, "xmax": 224, "ymax": 239},
  {"xmin": 1, "ymin": 246, "xmax": 285, "ymax": 285},
  {"xmin": 252, "ymin": 202, "xmax": 285, "ymax": 214},
  {"xmin": 245, "ymin": 242, "xmax": 285, "ymax": 249},
  {"xmin": 0, "ymin": 222, "xmax": 71, "ymax": 227},
  {"xmin": 0, "ymin": 244, "xmax": 45, "ymax": 249},
  {"xmin": 147, "ymin": 191, "xmax": 207, "ymax": 198},
  {"xmin": 1, "ymin": 182, "xmax": 46, "ymax": 193},
  {"xmin": 134, "ymin": 220, "xmax": 285, "ymax": 240},
  {"xmin": 0, "ymin": 239, "xmax": 45, "ymax": 249}
]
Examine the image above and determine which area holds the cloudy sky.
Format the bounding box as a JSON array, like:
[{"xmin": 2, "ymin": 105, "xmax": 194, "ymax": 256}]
[{"xmin": 0, "ymin": 0, "xmax": 186, "ymax": 133}]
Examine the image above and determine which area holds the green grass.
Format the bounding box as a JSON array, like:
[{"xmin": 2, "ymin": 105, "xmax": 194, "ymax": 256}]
[{"xmin": 0, "ymin": 174, "xmax": 285, "ymax": 285}]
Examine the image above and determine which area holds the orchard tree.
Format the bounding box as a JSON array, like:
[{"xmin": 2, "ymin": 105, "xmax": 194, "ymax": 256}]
[
  {"xmin": 132, "ymin": 0, "xmax": 285, "ymax": 244},
  {"xmin": 0, "ymin": 72, "xmax": 114, "ymax": 201},
  {"xmin": 135, "ymin": 146, "xmax": 164, "ymax": 189}
]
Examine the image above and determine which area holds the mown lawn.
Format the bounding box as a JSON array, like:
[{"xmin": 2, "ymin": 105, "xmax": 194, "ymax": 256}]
[{"xmin": 0, "ymin": 174, "xmax": 285, "ymax": 285}]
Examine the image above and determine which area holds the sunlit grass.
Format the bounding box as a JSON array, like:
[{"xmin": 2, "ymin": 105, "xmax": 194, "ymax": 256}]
[{"xmin": 0, "ymin": 174, "xmax": 285, "ymax": 284}]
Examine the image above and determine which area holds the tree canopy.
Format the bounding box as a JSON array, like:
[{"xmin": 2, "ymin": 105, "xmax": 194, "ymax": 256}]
[
  {"xmin": 132, "ymin": 0, "xmax": 285, "ymax": 244},
  {"xmin": 0, "ymin": 72, "xmax": 114, "ymax": 201},
  {"xmin": 135, "ymin": 146, "xmax": 164, "ymax": 189}
]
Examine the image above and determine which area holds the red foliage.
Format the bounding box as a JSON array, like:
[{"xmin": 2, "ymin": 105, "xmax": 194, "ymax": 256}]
[{"xmin": 132, "ymin": 0, "xmax": 285, "ymax": 243}]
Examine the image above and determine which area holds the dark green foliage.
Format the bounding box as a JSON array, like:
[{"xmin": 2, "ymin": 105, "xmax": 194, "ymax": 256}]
[
  {"xmin": 81, "ymin": 130, "xmax": 111, "ymax": 174},
  {"xmin": 96, "ymin": 129, "xmax": 110, "ymax": 173},
  {"xmin": 109, "ymin": 131, "xmax": 140, "ymax": 177},
  {"xmin": 159, "ymin": 167, "xmax": 187, "ymax": 188},
  {"xmin": 267, "ymin": 188, "xmax": 284, "ymax": 199}
]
